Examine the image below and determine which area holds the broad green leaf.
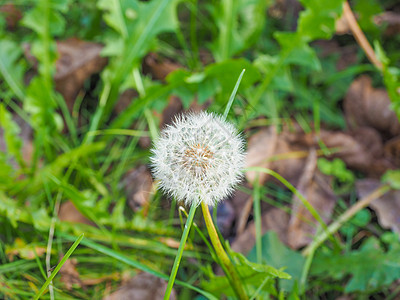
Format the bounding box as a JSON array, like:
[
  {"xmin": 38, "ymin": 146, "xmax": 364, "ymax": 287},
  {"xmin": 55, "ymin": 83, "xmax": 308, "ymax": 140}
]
[
  {"xmin": 312, "ymin": 237, "xmax": 400, "ymax": 292},
  {"xmin": 297, "ymin": 0, "xmax": 344, "ymax": 40},
  {"xmin": 209, "ymin": 0, "xmax": 271, "ymax": 61},
  {"xmin": 0, "ymin": 39, "xmax": 25, "ymax": 100},
  {"xmin": 254, "ymin": 55, "xmax": 294, "ymax": 91},
  {"xmin": 0, "ymin": 153, "xmax": 14, "ymax": 189},
  {"xmin": 274, "ymin": 32, "xmax": 321, "ymax": 71},
  {"xmin": 248, "ymin": 231, "xmax": 305, "ymax": 292},
  {"xmin": 203, "ymin": 248, "xmax": 290, "ymax": 298}
]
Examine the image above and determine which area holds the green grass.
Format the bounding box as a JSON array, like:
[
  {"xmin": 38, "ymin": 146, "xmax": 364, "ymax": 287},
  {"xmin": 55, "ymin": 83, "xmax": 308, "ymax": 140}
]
[{"xmin": 0, "ymin": 0, "xmax": 399, "ymax": 299}]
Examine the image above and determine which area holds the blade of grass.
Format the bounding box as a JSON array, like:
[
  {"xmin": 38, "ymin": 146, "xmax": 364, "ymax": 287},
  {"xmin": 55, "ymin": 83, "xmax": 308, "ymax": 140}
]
[
  {"xmin": 244, "ymin": 167, "xmax": 340, "ymax": 249},
  {"xmin": 252, "ymin": 177, "xmax": 262, "ymax": 264},
  {"xmin": 33, "ymin": 233, "xmax": 84, "ymax": 300},
  {"xmin": 59, "ymin": 231, "xmax": 217, "ymax": 299},
  {"xmin": 223, "ymin": 69, "xmax": 246, "ymax": 120},
  {"xmin": 164, "ymin": 204, "xmax": 197, "ymax": 300}
]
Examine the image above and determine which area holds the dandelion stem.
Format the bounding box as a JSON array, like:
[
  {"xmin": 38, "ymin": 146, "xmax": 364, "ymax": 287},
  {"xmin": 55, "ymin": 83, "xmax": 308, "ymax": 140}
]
[
  {"xmin": 164, "ymin": 204, "xmax": 197, "ymax": 300},
  {"xmin": 201, "ymin": 201, "xmax": 248, "ymax": 300}
]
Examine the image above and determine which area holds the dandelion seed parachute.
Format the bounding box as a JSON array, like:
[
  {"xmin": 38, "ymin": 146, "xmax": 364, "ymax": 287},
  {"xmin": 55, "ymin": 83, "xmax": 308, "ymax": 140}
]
[{"xmin": 150, "ymin": 111, "xmax": 245, "ymax": 207}]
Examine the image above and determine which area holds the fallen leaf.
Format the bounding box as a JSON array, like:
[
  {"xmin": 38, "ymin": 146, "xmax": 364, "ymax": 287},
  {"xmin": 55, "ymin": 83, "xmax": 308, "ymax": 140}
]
[
  {"xmin": 232, "ymin": 208, "xmax": 290, "ymax": 255},
  {"xmin": 356, "ymin": 179, "xmax": 400, "ymax": 235},
  {"xmin": 245, "ymin": 126, "xmax": 278, "ymax": 184},
  {"xmin": 288, "ymin": 150, "xmax": 337, "ymax": 249},
  {"xmin": 24, "ymin": 38, "xmax": 108, "ymax": 111},
  {"xmin": 143, "ymin": 53, "xmax": 182, "ymax": 81},
  {"xmin": 60, "ymin": 256, "xmax": 84, "ymax": 290},
  {"xmin": 344, "ymin": 75, "xmax": 400, "ymax": 137},
  {"xmin": 58, "ymin": 200, "xmax": 96, "ymax": 226},
  {"xmin": 122, "ymin": 166, "xmax": 153, "ymax": 213},
  {"xmin": 5, "ymin": 238, "xmax": 46, "ymax": 261},
  {"xmin": 374, "ymin": 12, "xmax": 400, "ymax": 36},
  {"xmin": 103, "ymin": 272, "xmax": 176, "ymax": 300},
  {"xmin": 319, "ymin": 129, "xmax": 393, "ymax": 177},
  {"xmin": 0, "ymin": 4, "xmax": 22, "ymax": 30}
]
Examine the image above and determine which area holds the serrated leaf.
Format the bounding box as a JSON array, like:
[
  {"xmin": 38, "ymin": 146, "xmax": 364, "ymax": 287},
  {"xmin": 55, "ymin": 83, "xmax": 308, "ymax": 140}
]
[
  {"xmin": 298, "ymin": 0, "xmax": 344, "ymax": 40},
  {"xmin": 0, "ymin": 104, "xmax": 24, "ymax": 166},
  {"xmin": 209, "ymin": 0, "xmax": 271, "ymax": 61},
  {"xmin": 312, "ymin": 237, "xmax": 400, "ymax": 292},
  {"xmin": 248, "ymin": 231, "xmax": 305, "ymax": 292},
  {"xmin": 203, "ymin": 246, "xmax": 290, "ymax": 298}
]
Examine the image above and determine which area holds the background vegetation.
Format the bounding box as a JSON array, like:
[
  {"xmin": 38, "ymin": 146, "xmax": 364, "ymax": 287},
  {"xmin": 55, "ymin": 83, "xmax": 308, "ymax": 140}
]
[{"xmin": 0, "ymin": 0, "xmax": 400, "ymax": 299}]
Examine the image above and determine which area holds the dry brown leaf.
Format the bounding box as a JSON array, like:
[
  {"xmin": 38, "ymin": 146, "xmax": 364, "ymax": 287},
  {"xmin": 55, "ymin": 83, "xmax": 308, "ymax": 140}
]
[
  {"xmin": 143, "ymin": 53, "xmax": 182, "ymax": 81},
  {"xmin": 245, "ymin": 126, "xmax": 278, "ymax": 184},
  {"xmin": 232, "ymin": 208, "xmax": 290, "ymax": 255},
  {"xmin": 319, "ymin": 129, "xmax": 392, "ymax": 177},
  {"xmin": 60, "ymin": 257, "xmax": 84, "ymax": 290},
  {"xmin": 288, "ymin": 150, "xmax": 337, "ymax": 249},
  {"xmin": 384, "ymin": 136, "xmax": 400, "ymax": 167},
  {"xmin": 344, "ymin": 75, "xmax": 400, "ymax": 137},
  {"xmin": 103, "ymin": 272, "xmax": 176, "ymax": 300},
  {"xmin": 0, "ymin": 4, "xmax": 22, "ymax": 30},
  {"xmin": 122, "ymin": 166, "xmax": 153, "ymax": 212},
  {"xmin": 24, "ymin": 38, "xmax": 107, "ymax": 111},
  {"xmin": 58, "ymin": 200, "xmax": 96, "ymax": 226},
  {"xmin": 356, "ymin": 179, "xmax": 400, "ymax": 235}
]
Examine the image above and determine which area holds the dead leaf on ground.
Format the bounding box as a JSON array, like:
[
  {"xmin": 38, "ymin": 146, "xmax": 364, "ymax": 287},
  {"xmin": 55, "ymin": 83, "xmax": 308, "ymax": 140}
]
[
  {"xmin": 245, "ymin": 126, "xmax": 278, "ymax": 184},
  {"xmin": 122, "ymin": 165, "xmax": 153, "ymax": 213},
  {"xmin": 344, "ymin": 75, "xmax": 400, "ymax": 137},
  {"xmin": 318, "ymin": 129, "xmax": 393, "ymax": 177},
  {"xmin": 5, "ymin": 238, "xmax": 46, "ymax": 261},
  {"xmin": 288, "ymin": 150, "xmax": 337, "ymax": 249},
  {"xmin": 374, "ymin": 12, "xmax": 400, "ymax": 36},
  {"xmin": 0, "ymin": 4, "xmax": 22, "ymax": 30},
  {"xmin": 356, "ymin": 179, "xmax": 400, "ymax": 236},
  {"xmin": 58, "ymin": 200, "xmax": 96, "ymax": 226},
  {"xmin": 24, "ymin": 38, "xmax": 108, "ymax": 111},
  {"xmin": 143, "ymin": 53, "xmax": 181, "ymax": 81},
  {"xmin": 60, "ymin": 256, "xmax": 84, "ymax": 290},
  {"xmin": 232, "ymin": 208, "xmax": 290, "ymax": 255},
  {"xmin": 103, "ymin": 272, "xmax": 176, "ymax": 300}
]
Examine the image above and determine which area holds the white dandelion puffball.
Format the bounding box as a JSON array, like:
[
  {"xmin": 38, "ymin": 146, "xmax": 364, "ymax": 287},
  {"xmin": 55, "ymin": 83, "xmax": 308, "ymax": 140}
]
[{"xmin": 151, "ymin": 111, "xmax": 245, "ymax": 207}]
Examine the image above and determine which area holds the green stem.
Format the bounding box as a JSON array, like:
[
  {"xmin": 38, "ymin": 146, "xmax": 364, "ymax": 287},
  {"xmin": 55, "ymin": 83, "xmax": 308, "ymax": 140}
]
[
  {"xmin": 201, "ymin": 202, "xmax": 248, "ymax": 300},
  {"xmin": 164, "ymin": 204, "xmax": 197, "ymax": 300}
]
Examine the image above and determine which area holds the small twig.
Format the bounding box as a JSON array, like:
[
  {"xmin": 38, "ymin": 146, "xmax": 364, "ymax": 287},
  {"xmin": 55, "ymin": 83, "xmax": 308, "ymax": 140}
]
[
  {"xmin": 302, "ymin": 184, "xmax": 390, "ymax": 256},
  {"xmin": 343, "ymin": 1, "xmax": 383, "ymax": 70}
]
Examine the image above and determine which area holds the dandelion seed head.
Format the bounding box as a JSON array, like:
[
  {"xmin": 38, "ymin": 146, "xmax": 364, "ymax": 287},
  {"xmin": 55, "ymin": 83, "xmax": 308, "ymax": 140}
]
[{"xmin": 150, "ymin": 111, "xmax": 245, "ymax": 207}]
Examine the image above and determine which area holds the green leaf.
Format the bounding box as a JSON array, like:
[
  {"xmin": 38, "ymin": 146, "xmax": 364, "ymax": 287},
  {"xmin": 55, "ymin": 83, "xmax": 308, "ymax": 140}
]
[
  {"xmin": 0, "ymin": 104, "xmax": 24, "ymax": 166},
  {"xmin": 274, "ymin": 32, "xmax": 321, "ymax": 71},
  {"xmin": 312, "ymin": 237, "xmax": 400, "ymax": 292},
  {"xmin": 203, "ymin": 248, "xmax": 290, "ymax": 298},
  {"xmin": 209, "ymin": 0, "xmax": 271, "ymax": 61},
  {"xmin": 0, "ymin": 39, "xmax": 26, "ymax": 100},
  {"xmin": 97, "ymin": 0, "xmax": 182, "ymax": 120},
  {"xmin": 297, "ymin": 0, "xmax": 344, "ymax": 40},
  {"xmin": 382, "ymin": 170, "xmax": 400, "ymax": 190},
  {"xmin": 248, "ymin": 231, "xmax": 305, "ymax": 292},
  {"xmin": 254, "ymin": 55, "xmax": 294, "ymax": 91}
]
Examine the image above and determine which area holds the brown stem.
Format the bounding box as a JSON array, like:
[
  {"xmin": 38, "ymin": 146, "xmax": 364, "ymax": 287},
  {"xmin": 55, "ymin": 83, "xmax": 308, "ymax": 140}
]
[
  {"xmin": 302, "ymin": 184, "xmax": 390, "ymax": 256},
  {"xmin": 343, "ymin": 1, "xmax": 383, "ymax": 70}
]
